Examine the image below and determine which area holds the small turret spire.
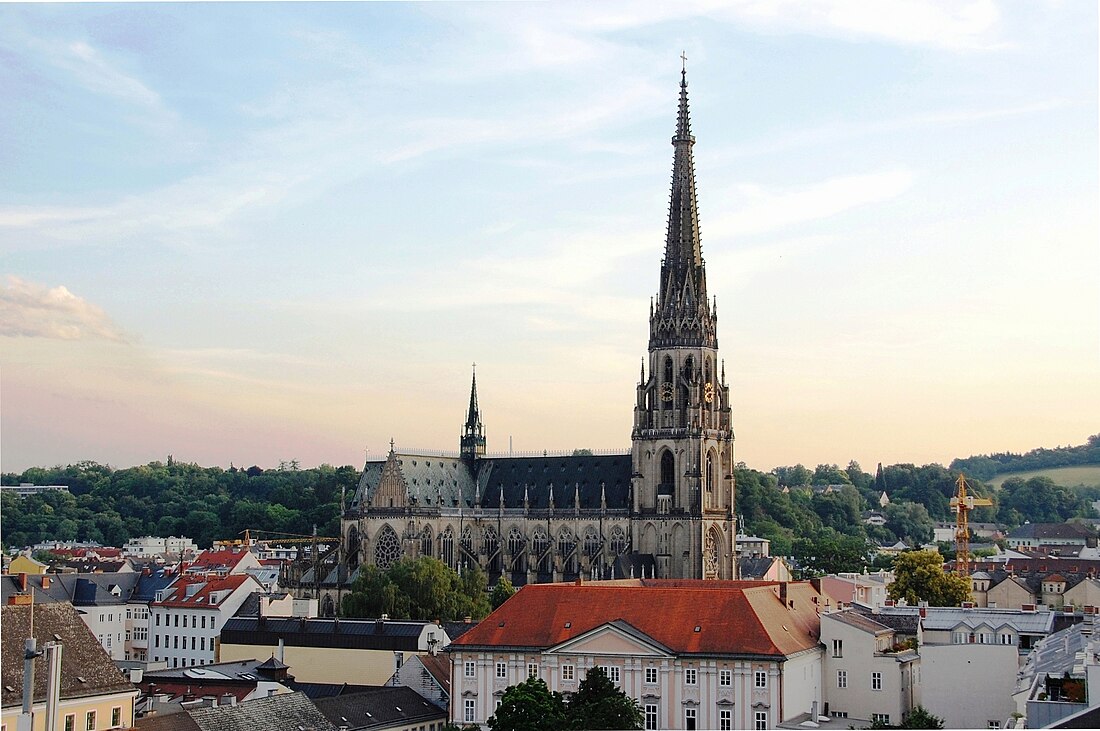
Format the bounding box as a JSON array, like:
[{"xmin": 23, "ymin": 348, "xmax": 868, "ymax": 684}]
[{"xmin": 460, "ymin": 364, "xmax": 486, "ymax": 461}]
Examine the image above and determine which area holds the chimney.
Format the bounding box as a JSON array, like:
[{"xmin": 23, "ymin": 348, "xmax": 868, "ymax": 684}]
[
  {"xmin": 962, "ymin": 601, "xmax": 975, "ymax": 609},
  {"xmin": 41, "ymin": 576, "xmax": 51, "ymax": 590},
  {"xmin": 143, "ymin": 567, "xmax": 152, "ymax": 576},
  {"xmin": 885, "ymin": 599, "xmax": 895, "ymax": 607},
  {"xmin": 919, "ymin": 606, "xmax": 927, "ymax": 619},
  {"xmin": 464, "ymin": 616, "xmax": 472, "ymax": 624},
  {"xmin": 277, "ymin": 638, "xmax": 285, "ymax": 664},
  {"xmin": 18, "ymin": 573, "xmax": 28, "ymax": 592},
  {"xmin": 1023, "ymin": 603, "xmax": 1036, "ymax": 612},
  {"xmin": 220, "ymin": 693, "xmax": 236, "ymax": 707},
  {"xmin": 779, "ymin": 582, "xmax": 788, "ymax": 606},
  {"xmin": 130, "ymin": 668, "xmax": 144, "ymax": 684}
]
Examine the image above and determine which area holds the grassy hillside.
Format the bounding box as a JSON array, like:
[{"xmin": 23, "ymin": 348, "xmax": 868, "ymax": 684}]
[{"xmin": 989, "ymin": 465, "xmax": 1100, "ymax": 490}]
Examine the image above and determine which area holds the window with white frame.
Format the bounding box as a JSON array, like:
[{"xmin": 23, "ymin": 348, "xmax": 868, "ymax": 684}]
[
  {"xmin": 987, "ymin": 721, "xmax": 1001, "ymax": 729},
  {"xmin": 719, "ymin": 709, "xmax": 732, "ymax": 731},
  {"xmin": 754, "ymin": 670, "xmax": 767, "ymax": 688},
  {"xmin": 601, "ymin": 666, "xmax": 621, "ymax": 684},
  {"xmin": 837, "ymin": 669, "xmax": 847, "ymax": 688},
  {"xmin": 685, "ymin": 668, "xmax": 697, "ymax": 685},
  {"xmin": 830, "ymin": 711, "xmax": 848, "ymax": 719},
  {"xmin": 464, "ymin": 700, "xmax": 475, "ymax": 723},
  {"xmin": 644, "ymin": 705, "xmax": 658, "ymax": 731},
  {"xmin": 85, "ymin": 711, "xmax": 96, "ymax": 731},
  {"xmin": 496, "ymin": 661, "xmax": 507, "ymax": 679},
  {"xmin": 561, "ymin": 664, "xmax": 574, "ymax": 681},
  {"xmin": 832, "ymin": 638, "xmax": 843, "ymax": 657},
  {"xmin": 871, "ymin": 672, "xmax": 882, "ymax": 691},
  {"xmin": 528, "ymin": 662, "xmax": 539, "ymax": 678},
  {"xmin": 464, "ymin": 661, "xmax": 475, "ymax": 678},
  {"xmin": 754, "ymin": 710, "xmax": 768, "ymax": 730},
  {"xmin": 719, "ymin": 668, "xmax": 731, "ymax": 686},
  {"xmin": 685, "ymin": 707, "xmax": 697, "ymax": 730},
  {"xmin": 111, "ymin": 708, "xmax": 121, "ymax": 727},
  {"xmin": 645, "ymin": 667, "xmax": 658, "ymax": 684},
  {"xmin": 1000, "ymin": 633, "xmax": 1013, "ymax": 645},
  {"xmin": 64, "ymin": 715, "xmax": 75, "ymax": 731},
  {"xmin": 872, "ymin": 714, "xmax": 890, "ymax": 725}
]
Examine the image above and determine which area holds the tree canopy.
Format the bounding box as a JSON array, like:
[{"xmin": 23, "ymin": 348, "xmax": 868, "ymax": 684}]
[
  {"xmin": 340, "ymin": 556, "xmax": 491, "ymax": 621},
  {"xmin": 888, "ymin": 550, "xmax": 971, "ymax": 607},
  {"xmin": 487, "ymin": 676, "xmax": 566, "ymax": 731}
]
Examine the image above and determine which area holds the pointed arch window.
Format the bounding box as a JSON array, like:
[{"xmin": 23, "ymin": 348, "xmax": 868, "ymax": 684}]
[
  {"xmin": 584, "ymin": 528, "xmax": 601, "ymax": 557},
  {"xmin": 346, "ymin": 526, "xmax": 361, "ymax": 570},
  {"xmin": 660, "ymin": 451, "xmax": 675, "ymax": 493},
  {"xmin": 706, "ymin": 451, "xmax": 715, "ymax": 493},
  {"xmin": 441, "ymin": 527, "xmax": 455, "ymax": 568},
  {"xmin": 533, "ymin": 529, "xmax": 550, "ymax": 574},
  {"xmin": 508, "ymin": 528, "xmax": 526, "ymax": 573},
  {"xmin": 483, "ymin": 527, "xmax": 500, "ymax": 572},
  {"xmin": 558, "ymin": 528, "xmax": 577, "ymax": 575},
  {"xmin": 420, "ymin": 526, "xmax": 433, "ymax": 558},
  {"xmin": 460, "ymin": 526, "xmax": 474, "ymax": 559},
  {"xmin": 610, "ymin": 526, "xmax": 628, "ymax": 555}
]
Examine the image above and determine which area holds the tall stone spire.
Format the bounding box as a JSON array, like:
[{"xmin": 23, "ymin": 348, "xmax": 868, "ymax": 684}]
[
  {"xmin": 651, "ymin": 64, "xmax": 717, "ymax": 350},
  {"xmin": 460, "ymin": 365, "xmax": 486, "ymax": 461}
]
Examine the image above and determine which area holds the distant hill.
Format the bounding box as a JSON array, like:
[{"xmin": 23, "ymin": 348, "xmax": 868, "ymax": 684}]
[
  {"xmin": 988, "ymin": 465, "xmax": 1100, "ymax": 490},
  {"xmin": 951, "ymin": 434, "xmax": 1100, "ymax": 481}
]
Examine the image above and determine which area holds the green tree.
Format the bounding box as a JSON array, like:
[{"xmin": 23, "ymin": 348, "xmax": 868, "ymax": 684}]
[
  {"xmin": 490, "ymin": 577, "xmax": 516, "ymax": 610},
  {"xmin": 888, "ymin": 550, "xmax": 971, "ymax": 607},
  {"xmin": 870, "ymin": 705, "xmax": 944, "ymax": 729},
  {"xmin": 487, "ymin": 676, "xmax": 566, "ymax": 731},
  {"xmin": 566, "ymin": 666, "xmax": 643, "ymax": 730},
  {"xmin": 884, "ymin": 501, "xmax": 935, "ymax": 545},
  {"xmin": 792, "ymin": 532, "xmax": 868, "ymax": 576}
]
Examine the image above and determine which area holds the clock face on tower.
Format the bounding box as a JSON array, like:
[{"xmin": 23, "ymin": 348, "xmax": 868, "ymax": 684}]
[
  {"xmin": 704, "ymin": 382, "xmax": 715, "ymax": 403},
  {"xmin": 661, "ymin": 383, "xmax": 674, "ymax": 402}
]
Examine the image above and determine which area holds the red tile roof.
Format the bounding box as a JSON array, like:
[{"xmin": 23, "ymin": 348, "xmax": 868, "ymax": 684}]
[
  {"xmin": 420, "ymin": 653, "xmax": 451, "ymax": 695},
  {"xmin": 189, "ymin": 549, "xmax": 252, "ymax": 571},
  {"xmin": 152, "ymin": 574, "xmax": 256, "ymax": 609},
  {"xmin": 452, "ymin": 580, "xmax": 822, "ymax": 657}
]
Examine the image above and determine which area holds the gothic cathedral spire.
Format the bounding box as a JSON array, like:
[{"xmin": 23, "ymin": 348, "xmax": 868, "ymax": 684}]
[
  {"xmin": 652, "ymin": 65, "xmax": 717, "ymax": 351},
  {"xmin": 460, "ymin": 365, "xmax": 486, "ymax": 461},
  {"xmin": 631, "ymin": 63, "xmax": 736, "ymax": 581}
]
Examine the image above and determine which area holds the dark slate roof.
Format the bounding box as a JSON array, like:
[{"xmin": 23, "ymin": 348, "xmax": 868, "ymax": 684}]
[
  {"xmin": 352, "ymin": 453, "xmax": 633, "ymax": 511},
  {"xmin": 613, "ymin": 552, "xmax": 657, "ymax": 580},
  {"xmin": 1009, "ymin": 523, "xmax": 1095, "ymax": 541},
  {"xmin": 134, "ymin": 570, "xmax": 178, "ymax": 602},
  {"xmin": 135, "ymin": 714, "xmax": 203, "ymax": 731},
  {"xmin": 1, "ymin": 603, "xmax": 137, "ymax": 708},
  {"xmin": 738, "ymin": 557, "xmax": 781, "ymax": 580},
  {"xmin": 440, "ymin": 621, "xmax": 478, "ymax": 641},
  {"xmin": 286, "ymin": 681, "xmax": 376, "ymax": 700},
  {"xmin": 186, "ymin": 691, "xmax": 336, "ymax": 731},
  {"xmin": 221, "ymin": 617, "xmax": 426, "ymax": 651},
  {"xmin": 1, "ymin": 572, "xmax": 142, "ymax": 607},
  {"xmin": 477, "ymin": 455, "xmax": 632, "ymax": 510},
  {"xmin": 315, "ymin": 687, "xmax": 446, "ymax": 730}
]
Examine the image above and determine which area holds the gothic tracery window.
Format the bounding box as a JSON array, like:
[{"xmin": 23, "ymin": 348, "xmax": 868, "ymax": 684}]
[
  {"xmin": 584, "ymin": 528, "xmax": 601, "ymax": 557},
  {"xmin": 610, "ymin": 526, "xmax": 628, "ymax": 555},
  {"xmin": 508, "ymin": 528, "xmax": 526, "ymax": 572},
  {"xmin": 420, "ymin": 526, "xmax": 433, "ymax": 558},
  {"xmin": 558, "ymin": 528, "xmax": 576, "ymax": 574},
  {"xmin": 441, "ymin": 527, "xmax": 455, "ymax": 568},
  {"xmin": 461, "ymin": 527, "xmax": 473, "ymax": 558},
  {"xmin": 532, "ymin": 528, "xmax": 550, "ymax": 574},
  {"xmin": 374, "ymin": 525, "xmax": 401, "ymax": 570},
  {"xmin": 483, "ymin": 527, "xmax": 500, "ymax": 572}
]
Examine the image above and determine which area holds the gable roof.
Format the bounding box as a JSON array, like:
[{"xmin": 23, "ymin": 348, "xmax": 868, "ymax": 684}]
[
  {"xmin": 1008, "ymin": 523, "xmax": 1095, "ymax": 541},
  {"xmin": 825, "ymin": 610, "xmax": 893, "ymax": 636},
  {"xmin": 189, "ymin": 549, "xmax": 254, "ymax": 572},
  {"xmin": 1, "ymin": 603, "xmax": 137, "ymax": 708},
  {"xmin": 450, "ymin": 580, "xmax": 821, "ymax": 658},
  {"xmin": 153, "ymin": 574, "xmax": 258, "ymax": 609},
  {"xmin": 315, "ymin": 687, "xmax": 446, "ymax": 730},
  {"xmin": 186, "ymin": 691, "xmax": 336, "ymax": 731}
]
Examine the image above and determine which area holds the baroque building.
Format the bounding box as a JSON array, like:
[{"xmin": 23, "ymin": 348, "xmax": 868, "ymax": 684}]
[{"xmin": 329, "ymin": 69, "xmax": 736, "ymax": 614}]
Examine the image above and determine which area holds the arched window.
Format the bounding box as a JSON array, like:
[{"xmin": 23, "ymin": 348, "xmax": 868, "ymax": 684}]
[
  {"xmin": 483, "ymin": 527, "xmax": 500, "ymax": 572},
  {"xmin": 558, "ymin": 529, "xmax": 576, "ymax": 575},
  {"xmin": 610, "ymin": 526, "xmax": 628, "ymax": 555},
  {"xmin": 706, "ymin": 451, "xmax": 715, "ymax": 493},
  {"xmin": 374, "ymin": 525, "xmax": 401, "ymax": 570},
  {"xmin": 508, "ymin": 528, "xmax": 526, "ymax": 572},
  {"xmin": 441, "ymin": 527, "xmax": 454, "ymax": 568},
  {"xmin": 684, "ymin": 356, "xmax": 695, "ymax": 382},
  {"xmin": 321, "ymin": 594, "xmax": 335, "ymax": 617},
  {"xmin": 660, "ymin": 451, "xmax": 675, "ymax": 492},
  {"xmin": 662, "ymin": 356, "xmax": 674, "ymax": 410},
  {"xmin": 419, "ymin": 526, "xmax": 433, "ymax": 558},
  {"xmin": 346, "ymin": 526, "xmax": 361, "ymax": 570},
  {"xmin": 533, "ymin": 529, "xmax": 550, "ymax": 574},
  {"xmin": 584, "ymin": 528, "xmax": 601, "ymax": 557},
  {"xmin": 460, "ymin": 527, "xmax": 473, "ymax": 563}
]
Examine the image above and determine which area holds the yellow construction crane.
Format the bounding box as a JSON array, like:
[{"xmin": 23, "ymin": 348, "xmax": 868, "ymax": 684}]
[{"xmin": 950, "ymin": 474, "xmax": 993, "ymax": 576}]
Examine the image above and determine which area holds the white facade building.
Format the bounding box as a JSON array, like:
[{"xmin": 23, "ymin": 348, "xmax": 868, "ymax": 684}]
[{"xmin": 149, "ymin": 573, "xmax": 262, "ymax": 668}]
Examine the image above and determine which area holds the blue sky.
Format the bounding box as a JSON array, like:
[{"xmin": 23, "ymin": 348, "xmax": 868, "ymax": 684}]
[{"xmin": 2, "ymin": 1, "xmax": 1097, "ymax": 473}]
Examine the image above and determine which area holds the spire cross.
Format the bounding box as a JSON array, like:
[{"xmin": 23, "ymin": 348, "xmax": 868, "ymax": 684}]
[{"xmin": 680, "ymin": 51, "xmax": 687, "ymax": 71}]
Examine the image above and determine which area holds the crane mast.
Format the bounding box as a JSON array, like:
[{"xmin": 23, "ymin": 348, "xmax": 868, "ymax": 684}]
[{"xmin": 950, "ymin": 473, "xmax": 993, "ymax": 576}]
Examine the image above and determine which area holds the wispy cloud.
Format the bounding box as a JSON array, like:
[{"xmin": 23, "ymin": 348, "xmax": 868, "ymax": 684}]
[
  {"xmin": 0, "ymin": 276, "xmax": 128, "ymax": 342},
  {"xmin": 709, "ymin": 169, "xmax": 915, "ymax": 238}
]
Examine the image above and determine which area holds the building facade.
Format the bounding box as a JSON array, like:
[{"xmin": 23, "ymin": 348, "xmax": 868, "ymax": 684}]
[
  {"xmin": 447, "ymin": 580, "xmax": 823, "ymax": 731},
  {"xmin": 331, "ymin": 68, "xmax": 736, "ymax": 608}
]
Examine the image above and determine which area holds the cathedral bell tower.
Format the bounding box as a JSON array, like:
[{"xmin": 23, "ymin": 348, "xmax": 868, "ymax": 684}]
[{"xmin": 631, "ymin": 65, "xmax": 736, "ymax": 580}]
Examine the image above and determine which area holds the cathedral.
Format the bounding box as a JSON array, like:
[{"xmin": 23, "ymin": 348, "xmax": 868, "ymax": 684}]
[{"xmin": 328, "ymin": 68, "xmax": 736, "ymax": 614}]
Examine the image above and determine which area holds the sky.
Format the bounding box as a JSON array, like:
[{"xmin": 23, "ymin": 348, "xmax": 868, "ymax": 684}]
[{"xmin": 1, "ymin": 1, "xmax": 1097, "ymax": 475}]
